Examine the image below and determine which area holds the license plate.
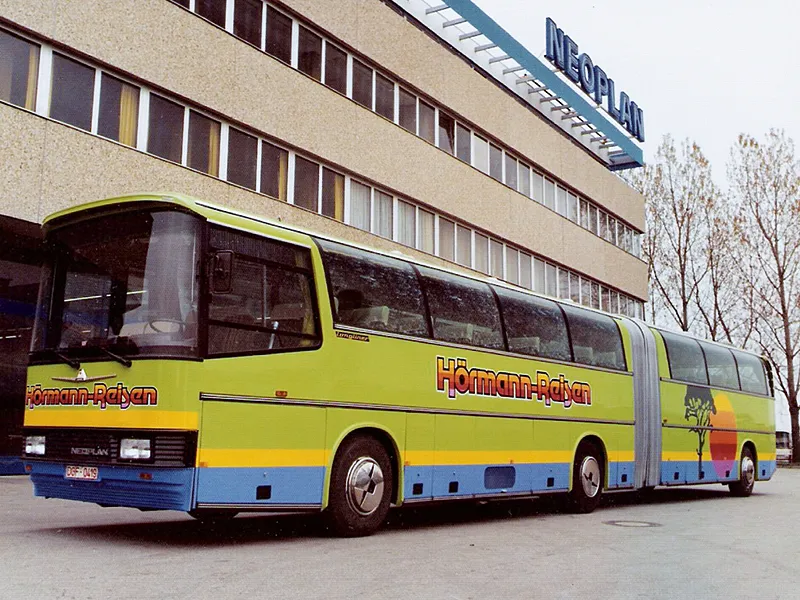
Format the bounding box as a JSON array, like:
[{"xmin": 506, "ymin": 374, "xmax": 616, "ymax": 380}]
[{"xmin": 65, "ymin": 465, "xmax": 99, "ymax": 481}]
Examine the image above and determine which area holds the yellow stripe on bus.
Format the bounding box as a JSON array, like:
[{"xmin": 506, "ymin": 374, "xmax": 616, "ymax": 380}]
[
  {"xmin": 24, "ymin": 410, "xmax": 198, "ymax": 430},
  {"xmin": 197, "ymin": 448, "xmax": 329, "ymax": 468}
]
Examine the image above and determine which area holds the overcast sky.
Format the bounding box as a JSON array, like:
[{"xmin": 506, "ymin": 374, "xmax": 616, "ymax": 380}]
[{"xmin": 471, "ymin": 0, "xmax": 798, "ymax": 184}]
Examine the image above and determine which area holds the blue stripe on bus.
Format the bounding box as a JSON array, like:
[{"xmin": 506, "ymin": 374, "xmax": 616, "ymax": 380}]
[
  {"xmin": 0, "ymin": 456, "xmax": 25, "ymax": 475},
  {"xmin": 403, "ymin": 461, "xmax": 637, "ymax": 500},
  {"xmin": 659, "ymin": 459, "xmax": 777, "ymax": 485},
  {"xmin": 26, "ymin": 462, "xmax": 194, "ymax": 511},
  {"xmin": 195, "ymin": 466, "xmax": 325, "ymax": 506}
]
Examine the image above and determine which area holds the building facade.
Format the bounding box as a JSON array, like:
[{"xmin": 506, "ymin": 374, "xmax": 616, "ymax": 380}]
[{"xmin": 0, "ymin": 0, "xmax": 647, "ymax": 465}]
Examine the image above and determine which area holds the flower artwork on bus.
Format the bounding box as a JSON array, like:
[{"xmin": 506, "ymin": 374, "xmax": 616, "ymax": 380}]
[{"xmin": 21, "ymin": 194, "xmax": 777, "ymax": 536}]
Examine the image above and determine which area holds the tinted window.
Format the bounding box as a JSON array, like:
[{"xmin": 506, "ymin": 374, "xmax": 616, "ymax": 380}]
[
  {"xmin": 324, "ymin": 43, "xmax": 347, "ymax": 95},
  {"xmin": 227, "ymin": 127, "xmax": 258, "ymax": 190},
  {"xmin": 700, "ymin": 341, "xmax": 739, "ymax": 389},
  {"xmin": 208, "ymin": 228, "xmax": 318, "ymax": 356},
  {"xmin": 98, "ymin": 74, "xmax": 139, "ymax": 147},
  {"xmin": 266, "ymin": 6, "xmax": 292, "ymax": 64},
  {"xmin": 419, "ymin": 267, "xmax": 503, "ymax": 350},
  {"xmin": 733, "ymin": 349, "xmax": 769, "ymax": 395},
  {"xmin": 319, "ymin": 241, "xmax": 427, "ymax": 337},
  {"xmin": 298, "ymin": 26, "xmax": 322, "ymax": 80},
  {"xmin": 562, "ymin": 305, "xmax": 625, "ymax": 370},
  {"xmin": 661, "ymin": 331, "xmax": 708, "ymax": 385},
  {"xmin": 495, "ymin": 287, "xmax": 570, "ymax": 361},
  {"xmin": 352, "ymin": 59, "xmax": 373, "ymax": 109},
  {"xmin": 0, "ymin": 30, "xmax": 39, "ymax": 110},
  {"xmin": 196, "ymin": 0, "xmax": 226, "ymax": 26},
  {"xmin": 50, "ymin": 54, "xmax": 94, "ymax": 131},
  {"xmin": 148, "ymin": 94, "xmax": 184, "ymax": 163},
  {"xmin": 234, "ymin": 0, "xmax": 262, "ymax": 47}
]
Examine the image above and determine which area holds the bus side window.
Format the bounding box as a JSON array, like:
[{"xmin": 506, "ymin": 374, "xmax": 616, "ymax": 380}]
[
  {"xmin": 732, "ymin": 349, "xmax": 769, "ymax": 396},
  {"xmin": 699, "ymin": 341, "xmax": 739, "ymax": 390},
  {"xmin": 561, "ymin": 304, "xmax": 626, "ymax": 371},
  {"xmin": 207, "ymin": 227, "xmax": 319, "ymax": 356},
  {"xmin": 418, "ymin": 266, "xmax": 504, "ymax": 351},
  {"xmin": 660, "ymin": 331, "xmax": 708, "ymax": 385},
  {"xmin": 494, "ymin": 286, "xmax": 570, "ymax": 362},
  {"xmin": 317, "ymin": 240, "xmax": 428, "ymax": 337}
]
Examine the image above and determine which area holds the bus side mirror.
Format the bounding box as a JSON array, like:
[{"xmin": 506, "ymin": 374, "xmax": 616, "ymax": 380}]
[{"xmin": 211, "ymin": 251, "xmax": 233, "ymax": 294}]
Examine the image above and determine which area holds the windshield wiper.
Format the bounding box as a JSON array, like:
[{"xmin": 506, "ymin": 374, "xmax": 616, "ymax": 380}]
[
  {"xmin": 45, "ymin": 349, "xmax": 81, "ymax": 370},
  {"xmin": 96, "ymin": 346, "xmax": 132, "ymax": 368}
]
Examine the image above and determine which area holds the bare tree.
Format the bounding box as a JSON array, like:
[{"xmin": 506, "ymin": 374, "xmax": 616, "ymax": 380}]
[
  {"xmin": 629, "ymin": 136, "xmax": 715, "ymax": 331},
  {"xmin": 729, "ymin": 130, "xmax": 800, "ymax": 462}
]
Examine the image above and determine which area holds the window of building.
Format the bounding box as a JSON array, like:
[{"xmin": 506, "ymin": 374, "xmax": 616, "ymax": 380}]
[
  {"xmin": 418, "ymin": 99, "xmax": 435, "ymax": 144},
  {"xmin": 619, "ymin": 294, "xmax": 629, "ymax": 317},
  {"xmin": 591, "ymin": 282, "xmax": 600, "ymax": 309},
  {"xmin": 321, "ymin": 167, "xmax": 344, "ymax": 220},
  {"xmin": 320, "ymin": 241, "xmax": 428, "ymax": 337},
  {"xmin": 489, "ymin": 144, "xmax": 503, "ymax": 182},
  {"xmin": 260, "ymin": 141, "xmax": 288, "ymax": 201},
  {"xmin": 352, "ymin": 59, "xmax": 373, "ymax": 110},
  {"xmin": 490, "ymin": 240, "xmax": 503, "ymax": 279},
  {"xmin": 196, "ymin": 0, "xmax": 226, "ymax": 27},
  {"xmin": 298, "ymin": 26, "xmax": 322, "ymax": 81},
  {"xmin": 556, "ymin": 186, "xmax": 567, "ymax": 216},
  {"xmin": 505, "ymin": 155, "xmax": 518, "ymax": 190},
  {"xmin": 0, "ymin": 29, "xmax": 39, "ymax": 110},
  {"xmin": 373, "ymin": 191, "xmax": 392, "ymax": 239},
  {"xmin": 506, "ymin": 247, "xmax": 519, "ymax": 285},
  {"xmin": 700, "ymin": 341, "xmax": 739, "ymax": 389},
  {"xmin": 661, "ymin": 331, "xmax": 708, "ymax": 385},
  {"xmin": 607, "ymin": 216, "xmax": 617, "ymax": 244},
  {"xmin": 531, "ymin": 171, "xmax": 544, "ymax": 204},
  {"xmin": 438, "ymin": 112, "xmax": 455, "ymax": 154},
  {"xmin": 601, "ymin": 287, "xmax": 611, "ymax": 312},
  {"xmin": 398, "ymin": 200, "xmax": 416, "ymax": 247},
  {"xmin": 519, "ymin": 253, "xmax": 532, "ymax": 289},
  {"xmin": 349, "ymin": 180, "xmax": 371, "ymax": 232},
  {"xmin": 473, "ymin": 135, "xmax": 489, "ymax": 174},
  {"xmin": 419, "ymin": 267, "xmax": 504, "ymax": 350},
  {"xmin": 233, "ymin": 0, "xmax": 262, "ymax": 47},
  {"xmin": 456, "ymin": 225, "xmax": 471, "ymax": 267},
  {"xmin": 293, "ymin": 155, "xmax": 320, "ymax": 211},
  {"xmin": 418, "ymin": 209, "xmax": 435, "ymax": 254},
  {"xmin": 227, "ymin": 127, "xmax": 258, "ymax": 190},
  {"xmin": 544, "ymin": 179, "xmax": 555, "ymax": 210},
  {"xmin": 568, "ymin": 192, "xmax": 578, "ymax": 223},
  {"xmin": 266, "ymin": 6, "xmax": 292, "ymax": 64},
  {"xmin": 207, "ymin": 227, "xmax": 319, "ymax": 356},
  {"xmin": 456, "ymin": 123, "xmax": 471, "ymax": 163},
  {"xmin": 581, "ymin": 277, "xmax": 591, "ymax": 307},
  {"xmin": 733, "ymin": 350, "xmax": 768, "ymax": 395},
  {"xmin": 546, "ymin": 263, "xmax": 557, "ymax": 297},
  {"xmin": 534, "ymin": 258, "xmax": 545, "ymax": 294},
  {"xmin": 475, "ymin": 233, "xmax": 489, "ymax": 274},
  {"xmin": 50, "ymin": 53, "xmax": 94, "ymax": 132},
  {"xmin": 562, "ymin": 304, "xmax": 625, "ymax": 370},
  {"xmin": 580, "ymin": 199, "xmax": 589, "ymax": 229},
  {"xmin": 558, "ymin": 268, "xmax": 569, "ymax": 300},
  {"xmin": 570, "ymin": 272, "xmax": 580, "ymax": 304},
  {"xmin": 496, "ymin": 288, "xmax": 570, "ymax": 361},
  {"xmin": 171, "ymin": 0, "xmax": 190, "ymax": 7},
  {"xmin": 98, "ymin": 73, "xmax": 139, "ymax": 147},
  {"xmin": 148, "ymin": 93, "xmax": 184, "ymax": 163},
  {"xmin": 617, "ymin": 220, "xmax": 625, "ymax": 248},
  {"xmin": 518, "ymin": 163, "xmax": 531, "ymax": 197},
  {"xmin": 589, "ymin": 205, "xmax": 598, "ymax": 235},
  {"xmin": 399, "ymin": 87, "xmax": 416, "ymax": 134},
  {"xmin": 439, "ymin": 218, "xmax": 455, "ymax": 261},
  {"xmin": 187, "ymin": 111, "xmax": 220, "ymax": 176},
  {"xmin": 599, "ymin": 211, "xmax": 608, "ymax": 240},
  {"xmin": 375, "ymin": 72, "xmax": 394, "ymax": 121},
  {"xmin": 324, "ymin": 42, "xmax": 347, "ymax": 95}
]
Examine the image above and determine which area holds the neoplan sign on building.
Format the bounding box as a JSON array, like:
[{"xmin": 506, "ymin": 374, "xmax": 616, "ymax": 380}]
[{"xmin": 545, "ymin": 18, "xmax": 645, "ymax": 143}]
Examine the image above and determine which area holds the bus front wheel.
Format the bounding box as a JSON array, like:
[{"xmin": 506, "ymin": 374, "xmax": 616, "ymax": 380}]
[
  {"xmin": 567, "ymin": 442, "xmax": 604, "ymax": 513},
  {"xmin": 729, "ymin": 446, "xmax": 756, "ymax": 497},
  {"xmin": 325, "ymin": 435, "xmax": 393, "ymax": 537}
]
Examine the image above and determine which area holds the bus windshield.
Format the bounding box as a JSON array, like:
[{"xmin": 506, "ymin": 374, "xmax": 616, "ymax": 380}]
[{"xmin": 32, "ymin": 210, "xmax": 201, "ymax": 360}]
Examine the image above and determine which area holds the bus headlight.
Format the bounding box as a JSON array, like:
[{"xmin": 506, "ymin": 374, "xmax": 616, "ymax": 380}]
[
  {"xmin": 25, "ymin": 435, "xmax": 46, "ymax": 456},
  {"xmin": 119, "ymin": 438, "xmax": 151, "ymax": 460}
]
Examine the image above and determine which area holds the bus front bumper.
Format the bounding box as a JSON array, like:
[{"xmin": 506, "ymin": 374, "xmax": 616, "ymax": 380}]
[{"xmin": 25, "ymin": 462, "xmax": 194, "ymax": 511}]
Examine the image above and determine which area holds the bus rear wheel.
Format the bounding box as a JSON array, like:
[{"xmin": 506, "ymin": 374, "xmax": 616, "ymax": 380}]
[
  {"xmin": 325, "ymin": 435, "xmax": 393, "ymax": 537},
  {"xmin": 729, "ymin": 446, "xmax": 756, "ymax": 497},
  {"xmin": 567, "ymin": 442, "xmax": 604, "ymax": 514}
]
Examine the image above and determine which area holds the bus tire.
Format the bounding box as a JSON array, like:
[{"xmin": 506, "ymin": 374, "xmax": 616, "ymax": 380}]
[
  {"xmin": 567, "ymin": 442, "xmax": 604, "ymax": 514},
  {"xmin": 729, "ymin": 446, "xmax": 756, "ymax": 497},
  {"xmin": 325, "ymin": 435, "xmax": 393, "ymax": 537}
]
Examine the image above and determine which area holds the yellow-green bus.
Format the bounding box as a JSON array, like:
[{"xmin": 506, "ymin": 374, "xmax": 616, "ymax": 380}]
[{"xmin": 22, "ymin": 194, "xmax": 776, "ymax": 536}]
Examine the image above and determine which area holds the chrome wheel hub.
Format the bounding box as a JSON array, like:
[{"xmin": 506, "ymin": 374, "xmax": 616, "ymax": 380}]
[
  {"xmin": 741, "ymin": 455, "xmax": 755, "ymax": 488},
  {"xmin": 345, "ymin": 457, "xmax": 385, "ymax": 516},
  {"xmin": 580, "ymin": 456, "xmax": 601, "ymax": 498}
]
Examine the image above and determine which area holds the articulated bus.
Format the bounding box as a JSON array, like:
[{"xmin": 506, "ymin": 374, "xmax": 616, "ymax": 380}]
[{"xmin": 22, "ymin": 194, "xmax": 776, "ymax": 536}]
